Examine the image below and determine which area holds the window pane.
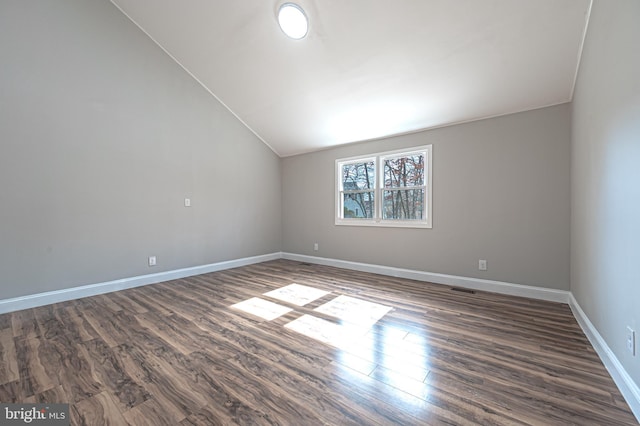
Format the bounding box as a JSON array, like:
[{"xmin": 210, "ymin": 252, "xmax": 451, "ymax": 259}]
[
  {"xmin": 343, "ymin": 192, "xmax": 374, "ymax": 218},
  {"xmin": 384, "ymin": 154, "xmax": 424, "ymax": 188},
  {"xmin": 342, "ymin": 161, "xmax": 375, "ymax": 190},
  {"xmin": 382, "ymin": 189, "xmax": 424, "ymax": 220}
]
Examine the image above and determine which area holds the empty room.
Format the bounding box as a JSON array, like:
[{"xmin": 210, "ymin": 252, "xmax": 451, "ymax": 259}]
[{"xmin": 0, "ymin": 0, "xmax": 638, "ymax": 424}]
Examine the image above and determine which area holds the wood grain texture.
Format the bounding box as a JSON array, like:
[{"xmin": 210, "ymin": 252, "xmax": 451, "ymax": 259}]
[{"xmin": 0, "ymin": 259, "xmax": 636, "ymax": 425}]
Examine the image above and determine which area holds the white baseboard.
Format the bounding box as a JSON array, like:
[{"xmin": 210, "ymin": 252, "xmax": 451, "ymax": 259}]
[
  {"xmin": 282, "ymin": 252, "xmax": 570, "ymax": 303},
  {"xmin": 0, "ymin": 251, "xmax": 568, "ymax": 314},
  {"xmin": 569, "ymin": 294, "xmax": 640, "ymax": 422},
  {"xmin": 0, "ymin": 252, "xmax": 281, "ymax": 315}
]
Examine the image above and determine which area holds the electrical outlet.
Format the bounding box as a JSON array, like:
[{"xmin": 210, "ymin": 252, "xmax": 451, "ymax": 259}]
[
  {"xmin": 478, "ymin": 259, "xmax": 487, "ymax": 271},
  {"xmin": 314, "ymin": 242, "xmax": 319, "ymax": 251},
  {"xmin": 148, "ymin": 256, "xmax": 157, "ymax": 267},
  {"xmin": 184, "ymin": 198, "xmax": 191, "ymax": 207},
  {"xmin": 627, "ymin": 326, "xmax": 636, "ymax": 356}
]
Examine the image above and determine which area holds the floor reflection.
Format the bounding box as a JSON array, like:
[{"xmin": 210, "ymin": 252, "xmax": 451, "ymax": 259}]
[
  {"xmin": 335, "ymin": 324, "xmax": 432, "ymax": 403},
  {"xmin": 329, "ymin": 357, "xmax": 433, "ymax": 415}
]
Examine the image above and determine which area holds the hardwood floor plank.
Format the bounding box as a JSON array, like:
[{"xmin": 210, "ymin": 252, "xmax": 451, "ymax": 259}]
[
  {"xmin": 0, "ymin": 380, "xmax": 23, "ymax": 403},
  {"xmin": 123, "ymin": 397, "xmax": 184, "ymax": 426},
  {"xmin": 110, "ymin": 344, "xmax": 187, "ymax": 425},
  {"xmin": 126, "ymin": 291, "xmax": 174, "ymax": 317},
  {"xmin": 324, "ymin": 361, "xmax": 472, "ymax": 425},
  {"xmin": 78, "ymin": 338, "xmax": 150, "ymax": 411},
  {"xmin": 40, "ymin": 333, "xmax": 103, "ymax": 404},
  {"xmin": 0, "ymin": 314, "xmax": 11, "ymax": 331},
  {"xmin": 178, "ymin": 404, "xmax": 271, "ymax": 426},
  {"xmin": 55, "ymin": 306, "xmax": 101, "ymax": 343},
  {"xmin": 189, "ymin": 349, "xmax": 365, "ymax": 426},
  {"xmin": 34, "ymin": 305, "xmax": 70, "ymax": 340},
  {"xmin": 0, "ymin": 259, "xmax": 636, "ymax": 425},
  {"xmin": 11, "ymin": 309, "xmax": 40, "ymax": 339},
  {"xmin": 132, "ymin": 312, "xmax": 199, "ymax": 355},
  {"xmin": 0, "ymin": 329, "xmax": 19, "ymax": 384},
  {"xmin": 81, "ymin": 309, "xmax": 137, "ymax": 348},
  {"xmin": 31, "ymin": 385, "xmax": 70, "ymax": 404},
  {"xmin": 14, "ymin": 336, "xmax": 57, "ymax": 397},
  {"xmin": 72, "ymin": 391, "xmax": 128, "ymax": 426},
  {"xmin": 423, "ymin": 370, "xmax": 555, "ymax": 425},
  {"xmin": 191, "ymin": 310, "xmax": 335, "ymax": 371},
  {"xmin": 92, "ymin": 295, "xmax": 124, "ymax": 314},
  {"xmin": 107, "ymin": 292, "xmax": 148, "ymax": 315},
  {"xmin": 330, "ymin": 332, "xmax": 432, "ymax": 380},
  {"xmin": 116, "ymin": 342, "xmax": 209, "ymax": 417}
]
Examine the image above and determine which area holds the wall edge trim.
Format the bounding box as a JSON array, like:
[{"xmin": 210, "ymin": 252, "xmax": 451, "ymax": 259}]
[
  {"xmin": 281, "ymin": 252, "xmax": 570, "ymax": 303},
  {"xmin": 0, "ymin": 252, "xmax": 281, "ymax": 314},
  {"xmin": 568, "ymin": 294, "xmax": 640, "ymax": 422}
]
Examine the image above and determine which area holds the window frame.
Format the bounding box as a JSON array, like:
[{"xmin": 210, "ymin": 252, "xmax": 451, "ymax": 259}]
[{"xmin": 335, "ymin": 145, "xmax": 433, "ymax": 228}]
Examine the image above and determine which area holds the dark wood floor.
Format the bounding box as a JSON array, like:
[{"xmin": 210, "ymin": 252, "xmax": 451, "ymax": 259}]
[{"xmin": 0, "ymin": 260, "xmax": 637, "ymax": 425}]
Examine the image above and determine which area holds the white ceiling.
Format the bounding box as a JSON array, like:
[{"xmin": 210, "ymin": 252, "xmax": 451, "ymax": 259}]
[{"xmin": 110, "ymin": 0, "xmax": 592, "ymax": 157}]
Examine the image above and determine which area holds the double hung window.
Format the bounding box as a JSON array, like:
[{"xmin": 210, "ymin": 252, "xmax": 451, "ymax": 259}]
[{"xmin": 336, "ymin": 145, "xmax": 432, "ymax": 228}]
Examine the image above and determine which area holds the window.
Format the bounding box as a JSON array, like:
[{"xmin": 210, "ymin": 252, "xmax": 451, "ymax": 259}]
[{"xmin": 336, "ymin": 145, "xmax": 432, "ymax": 228}]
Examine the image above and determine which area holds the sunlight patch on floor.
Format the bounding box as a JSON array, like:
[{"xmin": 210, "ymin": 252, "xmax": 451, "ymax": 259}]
[
  {"xmin": 314, "ymin": 295, "xmax": 393, "ymax": 327},
  {"xmin": 263, "ymin": 283, "xmax": 330, "ymax": 306},
  {"xmin": 284, "ymin": 314, "xmax": 370, "ymax": 348},
  {"xmin": 230, "ymin": 297, "xmax": 292, "ymax": 321},
  {"xmin": 285, "ymin": 296, "xmax": 393, "ymax": 347},
  {"xmin": 230, "ymin": 286, "xmax": 394, "ymax": 350}
]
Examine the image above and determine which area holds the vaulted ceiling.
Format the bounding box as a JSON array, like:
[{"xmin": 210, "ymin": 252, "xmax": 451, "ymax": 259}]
[{"xmin": 110, "ymin": 0, "xmax": 592, "ymax": 157}]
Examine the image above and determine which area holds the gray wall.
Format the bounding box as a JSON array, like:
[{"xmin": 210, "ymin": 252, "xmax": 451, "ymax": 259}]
[
  {"xmin": 282, "ymin": 104, "xmax": 571, "ymax": 290},
  {"xmin": 0, "ymin": 0, "xmax": 282, "ymax": 299},
  {"xmin": 571, "ymin": 0, "xmax": 640, "ymax": 385}
]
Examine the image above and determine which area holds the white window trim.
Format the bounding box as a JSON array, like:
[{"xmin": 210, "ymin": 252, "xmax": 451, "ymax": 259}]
[{"xmin": 335, "ymin": 145, "xmax": 433, "ymax": 229}]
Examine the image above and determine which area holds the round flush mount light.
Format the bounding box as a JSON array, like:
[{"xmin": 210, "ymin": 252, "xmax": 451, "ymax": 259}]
[{"xmin": 278, "ymin": 3, "xmax": 308, "ymax": 40}]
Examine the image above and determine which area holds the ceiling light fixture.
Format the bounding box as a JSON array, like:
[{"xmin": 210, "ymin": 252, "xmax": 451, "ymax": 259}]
[{"xmin": 278, "ymin": 3, "xmax": 308, "ymax": 40}]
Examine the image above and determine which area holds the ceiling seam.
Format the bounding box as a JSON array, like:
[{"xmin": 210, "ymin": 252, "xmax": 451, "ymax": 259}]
[
  {"xmin": 569, "ymin": 0, "xmax": 594, "ymax": 101},
  {"xmin": 108, "ymin": 0, "xmax": 281, "ymax": 157}
]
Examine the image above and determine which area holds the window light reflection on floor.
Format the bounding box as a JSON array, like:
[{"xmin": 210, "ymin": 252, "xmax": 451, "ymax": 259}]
[
  {"xmin": 285, "ymin": 294, "xmax": 393, "ymax": 348},
  {"xmin": 230, "ymin": 284, "xmax": 431, "ymax": 408},
  {"xmin": 334, "ymin": 326, "xmax": 432, "ymax": 404},
  {"xmin": 373, "ymin": 327, "xmax": 430, "ymax": 397},
  {"xmin": 230, "ymin": 297, "xmax": 292, "ymax": 321},
  {"xmin": 314, "ymin": 295, "xmax": 393, "ymax": 328},
  {"xmin": 230, "ymin": 285, "xmax": 395, "ymax": 351},
  {"xmin": 285, "ymin": 314, "xmax": 369, "ymax": 348},
  {"xmin": 263, "ymin": 283, "xmax": 329, "ymax": 306}
]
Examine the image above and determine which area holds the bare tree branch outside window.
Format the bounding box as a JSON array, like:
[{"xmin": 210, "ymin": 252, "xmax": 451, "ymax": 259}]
[
  {"xmin": 342, "ymin": 161, "xmax": 375, "ymax": 218},
  {"xmin": 383, "ymin": 154, "xmax": 424, "ymax": 220}
]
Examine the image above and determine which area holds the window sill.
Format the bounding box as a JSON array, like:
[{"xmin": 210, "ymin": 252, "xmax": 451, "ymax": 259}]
[{"xmin": 335, "ymin": 219, "xmax": 432, "ymax": 229}]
